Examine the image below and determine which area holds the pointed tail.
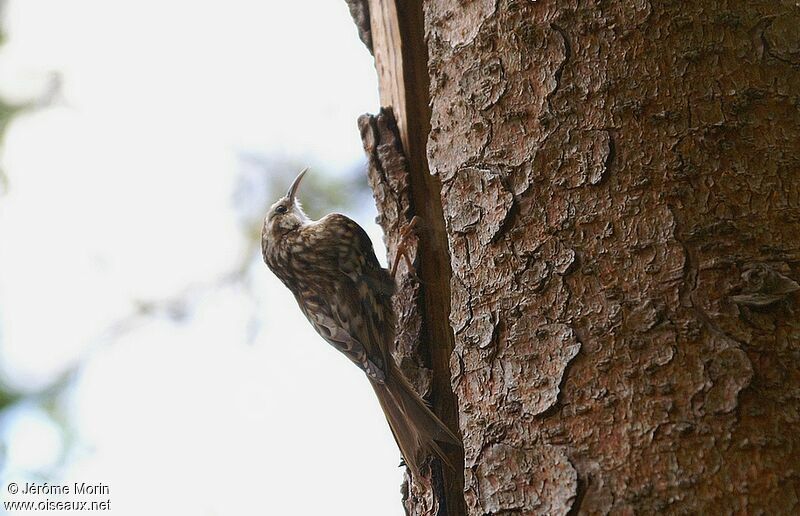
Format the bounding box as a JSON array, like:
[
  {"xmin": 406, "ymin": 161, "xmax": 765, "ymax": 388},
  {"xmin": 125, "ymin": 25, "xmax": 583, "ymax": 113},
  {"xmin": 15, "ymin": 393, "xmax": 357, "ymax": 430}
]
[{"xmin": 370, "ymin": 362, "xmax": 462, "ymax": 478}]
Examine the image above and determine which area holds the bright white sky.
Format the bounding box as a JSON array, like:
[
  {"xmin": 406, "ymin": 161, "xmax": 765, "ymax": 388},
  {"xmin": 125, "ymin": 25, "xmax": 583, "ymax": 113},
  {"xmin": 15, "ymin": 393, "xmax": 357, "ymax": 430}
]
[{"xmin": 0, "ymin": 1, "xmax": 406, "ymax": 514}]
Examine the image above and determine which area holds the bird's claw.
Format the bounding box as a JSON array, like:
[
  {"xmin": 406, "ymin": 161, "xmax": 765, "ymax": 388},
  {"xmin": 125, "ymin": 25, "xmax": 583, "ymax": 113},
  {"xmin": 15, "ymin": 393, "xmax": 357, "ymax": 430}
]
[{"xmin": 390, "ymin": 216, "xmax": 422, "ymax": 281}]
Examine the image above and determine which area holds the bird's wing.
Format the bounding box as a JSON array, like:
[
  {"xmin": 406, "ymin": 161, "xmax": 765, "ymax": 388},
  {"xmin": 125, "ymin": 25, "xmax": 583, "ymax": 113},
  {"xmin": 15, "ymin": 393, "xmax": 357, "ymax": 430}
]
[
  {"xmin": 312, "ymin": 213, "xmax": 396, "ymax": 378},
  {"xmin": 301, "ymin": 301, "xmax": 386, "ymax": 383}
]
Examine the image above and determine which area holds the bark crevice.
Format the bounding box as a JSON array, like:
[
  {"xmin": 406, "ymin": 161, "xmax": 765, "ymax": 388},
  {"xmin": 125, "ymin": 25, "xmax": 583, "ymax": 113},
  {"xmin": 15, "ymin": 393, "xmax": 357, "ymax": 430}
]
[{"xmin": 352, "ymin": 1, "xmax": 467, "ymax": 514}]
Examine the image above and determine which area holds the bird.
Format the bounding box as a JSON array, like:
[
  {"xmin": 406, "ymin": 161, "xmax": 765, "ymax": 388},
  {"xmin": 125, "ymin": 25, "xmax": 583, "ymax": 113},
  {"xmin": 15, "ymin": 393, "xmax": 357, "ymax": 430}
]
[{"xmin": 261, "ymin": 168, "xmax": 461, "ymax": 478}]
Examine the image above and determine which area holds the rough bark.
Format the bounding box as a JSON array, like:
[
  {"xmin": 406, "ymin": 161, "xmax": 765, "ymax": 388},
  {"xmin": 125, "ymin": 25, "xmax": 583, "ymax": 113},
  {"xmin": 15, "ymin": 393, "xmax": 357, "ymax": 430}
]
[
  {"xmin": 345, "ymin": 0, "xmax": 373, "ymax": 53},
  {"xmin": 355, "ymin": 0, "xmax": 800, "ymax": 514},
  {"xmin": 358, "ymin": 2, "xmax": 466, "ymax": 515}
]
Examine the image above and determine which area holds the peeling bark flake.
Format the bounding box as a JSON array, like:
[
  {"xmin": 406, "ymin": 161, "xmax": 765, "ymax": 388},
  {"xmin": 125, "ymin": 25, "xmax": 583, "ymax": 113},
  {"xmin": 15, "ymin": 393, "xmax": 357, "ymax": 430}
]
[
  {"xmin": 431, "ymin": 0, "xmax": 497, "ymax": 48},
  {"xmin": 703, "ymin": 346, "xmax": 753, "ymax": 415},
  {"xmin": 730, "ymin": 263, "xmax": 800, "ymax": 307},
  {"xmin": 469, "ymin": 444, "xmax": 577, "ymax": 515},
  {"xmin": 504, "ymin": 323, "xmax": 581, "ymax": 416},
  {"xmin": 442, "ymin": 167, "xmax": 514, "ymax": 245}
]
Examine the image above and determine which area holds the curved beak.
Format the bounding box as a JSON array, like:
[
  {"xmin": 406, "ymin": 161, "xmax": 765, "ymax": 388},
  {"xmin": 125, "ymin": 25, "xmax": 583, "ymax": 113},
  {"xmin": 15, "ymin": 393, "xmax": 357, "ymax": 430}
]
[{"xmin": 286, "ymin": 168, "xmax": 308, "ymax": 202}]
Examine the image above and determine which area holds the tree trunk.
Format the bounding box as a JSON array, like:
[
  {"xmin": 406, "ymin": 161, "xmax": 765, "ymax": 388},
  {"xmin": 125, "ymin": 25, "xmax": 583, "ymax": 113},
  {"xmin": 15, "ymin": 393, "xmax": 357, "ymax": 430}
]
[{"xmin": 352, "ymin": 1, "xmax": 800, "ymax": 514}]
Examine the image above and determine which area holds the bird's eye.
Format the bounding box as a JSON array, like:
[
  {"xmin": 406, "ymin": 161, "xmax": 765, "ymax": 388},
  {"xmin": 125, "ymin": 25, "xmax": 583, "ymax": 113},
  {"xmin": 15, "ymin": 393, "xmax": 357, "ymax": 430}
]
[{"xmin": 275, "ymin": 205, "xmax": 287, "ymax": 214}]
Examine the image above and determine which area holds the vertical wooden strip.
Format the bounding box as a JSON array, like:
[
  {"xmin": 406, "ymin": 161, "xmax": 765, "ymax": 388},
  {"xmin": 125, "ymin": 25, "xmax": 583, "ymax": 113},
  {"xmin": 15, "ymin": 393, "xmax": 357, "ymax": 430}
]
[{"xmin": 367, "ymin": 1, "xmax": 466, "ymax": 515}]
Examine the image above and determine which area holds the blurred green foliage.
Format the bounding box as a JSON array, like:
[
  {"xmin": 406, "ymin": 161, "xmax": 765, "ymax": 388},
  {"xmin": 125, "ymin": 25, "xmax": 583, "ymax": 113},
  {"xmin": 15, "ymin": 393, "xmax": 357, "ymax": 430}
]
[
  {"xmin": 0, "ymin": 100, "xmax": 19, "ymax": 194},
  {"xmin": 0, "ymin": 0, "xmax": 14, "ymax": 193},
  {"xmin": 0, "ymin": 0, "xmax": 68, "ymax": 473},
  {"xmin": 0, "ymin": 385, "xmax": 20, "ymax": 412},
  {"xmin": 0, "ymin": 1, "xmax": 18, "ymax": 409}
]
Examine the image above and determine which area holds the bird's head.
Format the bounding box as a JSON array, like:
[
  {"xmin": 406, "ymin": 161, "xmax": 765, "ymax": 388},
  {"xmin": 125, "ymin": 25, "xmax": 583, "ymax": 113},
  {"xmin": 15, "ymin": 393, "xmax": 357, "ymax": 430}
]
[{"xmin": 263, "ymin": 168, "xmax": 311, "ymax": 242}]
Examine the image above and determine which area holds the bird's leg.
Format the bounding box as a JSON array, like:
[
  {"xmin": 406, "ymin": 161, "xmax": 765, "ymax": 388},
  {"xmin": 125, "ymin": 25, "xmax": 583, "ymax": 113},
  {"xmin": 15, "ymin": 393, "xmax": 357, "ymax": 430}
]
[{"xmin": 390, "ymin": 216, "xmax": 420, "ymax": 281}]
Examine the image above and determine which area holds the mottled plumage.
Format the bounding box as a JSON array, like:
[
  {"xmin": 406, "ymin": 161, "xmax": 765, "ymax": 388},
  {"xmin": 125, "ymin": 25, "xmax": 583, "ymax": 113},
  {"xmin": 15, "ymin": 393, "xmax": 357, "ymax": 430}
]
[{"xmin": 261, "ymin": 169, "xmax": 459, "ymax": 477}]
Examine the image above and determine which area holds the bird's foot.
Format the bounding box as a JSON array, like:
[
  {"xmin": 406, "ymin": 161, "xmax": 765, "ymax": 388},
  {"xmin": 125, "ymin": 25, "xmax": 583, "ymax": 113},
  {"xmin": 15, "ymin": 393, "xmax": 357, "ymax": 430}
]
[{"xmin": 391, "ymin": 216, "xmax": 421, "ymax": 281}]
